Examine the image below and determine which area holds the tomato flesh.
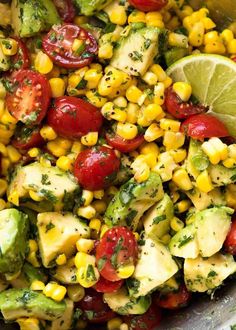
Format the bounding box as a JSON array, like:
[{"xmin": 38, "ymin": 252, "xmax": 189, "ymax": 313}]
[
  {"xmin": 156, "ymin": 285, "xmax": 192, "ymax": 310},
  {"xmin": 124, "ymin": 304, "xmax": 162, "ymax": 330},
  {"xmin": 6, "ymin": 70, "xmax": 51, "ymax": 125},
  {"xmin": 42, "ymin": 24, "xmax": 98, "ymax": 68},
  {"xmin": 165, "ymin": 87, "xmax": 207, "ymax": 119},
  {"xmin": 96, "ymin": 226, "xmax": 138, "ymax": 282},
  {"xmin": 106, "ymin": 133, "xmax": 144, "ymax": 153},
  {"xmin": 74, "ymin": 146, "xmax": 120, "ymax": 190},
  {"xmin": 224, "ymin": 215, "xmax": 236, "ymax": 255},
  {"xmin": 11, "ymin": 38, "xmax": 30, "ymax": 70},
  {"xmin": 12, "ymin": 125, "xmax": 44, "ymax": 150},
  {"xmin": 128, "ymin": 0, "xmax": 167, "ymax": 11},
  {"xmin": 94, "ymin": 276, "xmax": 124, "ymax": 293},
  {"xmin": 180, "ymin": 114, "xmax": 229, "ymax": 139},
  {"xmin": 52, "ymin": 0, "xmax": 76, "ymax": 22}
]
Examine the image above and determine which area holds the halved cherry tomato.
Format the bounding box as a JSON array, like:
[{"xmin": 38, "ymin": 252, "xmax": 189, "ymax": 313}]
[
  {"xmin": 165, "ymin": 87, "xmax": 207, "ymax": 119},
  {"xmin": 180, "ymin": 114, "xmax": 229, "ymax": 139},
  {"xmin": 5, "ymin": 70, "xmax": 51, "ymax": 125},
  {"xmin": 12, "ymin": 125, "xmax": 44, "ymax": 150},
  {"xmin": 156, "ymin": 285, "xmax": 192, "ymax": 310},
  {"xmin": 77, "ymin": 289, "xmax": 116, "ymax": 323},
  {"xmin": 123, "ymin": 304, "xmax": 162, "ymax": 330},
  {"xmin": 232, "ymin": 57, "xmax": 236, "ymax": 62},
  {"xmin": 94, "ymin": 276, "xmax": 124, "ymax": 293},
  {"xmin": 96, "ymin": 226, "xmax": 138, "ymax": 282},
  {"xmin": 47, "ymin": 96, "xmax": 103, "ymax": 139},
  {"xmin": 106, "ymin": 132, "xmax": 144, "ymax": 153},
  {"xmin": 42, "ymin": 24, "xmax": 98, "ymax": 68},
  {"xmin": 11, "ymin": 38, "xmax": 30, "ymax": 70},
  {"xmin": 52, "ymin": 0, "xmax": 76, "ymax": 22},
  {"xmin": 224, "ymin": 215, "xmax": 236, "ymax": 255},
  {"xmin": 128, "ymin": 0, "xmax": 167, "ymax": 12},
  {"xmin": 74, "ymin": 146, "xmax": 120, "ymax": 190}
]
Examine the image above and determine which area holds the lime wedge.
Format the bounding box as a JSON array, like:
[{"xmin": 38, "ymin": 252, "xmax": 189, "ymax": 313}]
[{"xmin": 167, "ymin": 54, "xmax": 236, "ymax": 137}]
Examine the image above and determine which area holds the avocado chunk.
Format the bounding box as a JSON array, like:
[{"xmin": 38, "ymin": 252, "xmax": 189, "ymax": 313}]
[
  {"xmin": 169, "ymin": 207, "xmax": 233, "ymax": 258},
  {"xmin": 128, "ymin": 236, "xmax": 178, "ymax": 298},
  {"xmin": 104, "ymin": 287, "xmax": 151, "ymax": 315},
  {"xmin": 0, "ymin": 209, "xmax": 28, "ymax": 275},
  {"xmin": 186, "ymin": 187, "xmax": 225, "ymax": 210},
  {"xmin": 48, "ymin": 299, "xmax": 74, "ymax": 330},
  {"xmin": 53, "ymin": 264, "xmax": 79, "ymax": 284},
  {"xmin": 75, "ymin": 0, "xmax": 113, "ymax": 16},
  {"xmin": 111, "ymin": 26, "xmax": 160, "ymax": 76},
  {"xmin": 10, "ymin": 263, "xmax": 47, "ymax": 289},
  {"xmin": 208, "ymin": 164, "xmax": 236, "ymax": 186},
  {"xmin": 104, "ymin": 172, "xmax": 164, "ymax": 230},
  {"xmin": 186, "ymin": 139, "xmax": 209, "ymax": 180},
  {"xmin": 37, "ymin": 212, "xmax": 90, "ymax": 267},
  {"xmin": 11, "ymin": 0, "xmax": 61, "ymax": 37},
  {"xmin": 0, "ymin": 288, "xmax": 66, "ymax": 321},
  {"xmin": 184, "ymin": 253, "xmax": 236, "ymax": 292},
  {"xmin": 164, "ymin": 47, "xmax": 189, "ymax": 67},
  {"xmin": 143, "ymin": 194, "xmax": 174, "ymax": 239}
]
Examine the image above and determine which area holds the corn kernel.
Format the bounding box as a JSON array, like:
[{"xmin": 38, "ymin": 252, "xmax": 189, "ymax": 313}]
[
  {"xmin": 161, "ymin": 233, "xmax": 171, "ymax": 245},
  {"xmin": 28, "ymin": 148, "xmax": 40, "ymax": 158},
  {"xmin": 27, "ymin": 252, "xmax": 40, "ymax": 268},
  {"xmin": 150, "ymin": 64, "xmax": 167, "ymax": 82},
  {"xmin": 67, "ymin": 284, "xmax": 85, "ymax": 302},
  {"xmin": 140, "ymin": 142, "xmax": 159, "ymax": 158},
  {"xmin": 89, "ymin": 218, "xmax": 102, "ymax": 232},
  {"xmin": 28, "ymin": 239, "xmax": 38, "ymax": 253},
  {"xmin": 133, "ymin": 162, "xmax": 150, "ymax": 183},
  {"xmin": 17, "ymin": 318, "xmax": 40, "ymax": 330},
  {"xmin": 170, "ymin": 216, "xmax": 185, "ymax": 232},
  {"xmin": 173, "ymin": 82, "xmax": 192, "ymax": 102},
  {"xmin": 126, "ymin": 86, "xmax": 143, "ymax": 103},
  {"xmin": 146, "ymin": 13, "xmax": 164, "ymax": 28},
  {"xmin": 201, "ymin": 17, "xmax": 216, "ymax": 30},
  {"xmin": 77, "ymin": 265, "xmax": 100, "ymax": 288},
  {"xmin": 160, "ymin": 118, "xmax": 181, "ymax": 132},
  {"xmin": 172, "ymin": 168, "xmax": 193, "ymax": 190},
  {"xmin": 143, "ymin": 104, "xmax": 164, "ymax": 121},
  {"xmin": 204, "ymin": 41, "xmax": 226, "ymax": 54},
  {"xmin": 109, "ymin": 6, "xmax": 127, "ymax": 25},
  {"xmin": 86, "ymin": 90, "xmax": 107, "ymax": 108},
  {"xmin": 117, "ymin": 264, "xmax": 135, "ymax": 279},
  {"xmin": 0, "ymin": 81, "xmax": 6, "ymax": 99},
  {"xmin": 126, "ymin": 103, "xmax": 139, "ymax": 124},
  {"xmin": 196, "ymin": 169, "xmax": 214, "ymax": 193},
  {"xmin": 71, "ymin": 141, "xmax": 83, "ymax": 154},
  {"xmin": 31, "ymin": 280, "xmax": 45, "ymax": 291},
  {"xmin": 128, "ymin": 10, "xmax": 146, "ymax": 24},
  {"xmin": 72, "ymin": 39, "xmax": 85, "ymax": 53},
  {"xmin": 81, "ymin": 132, "xmax": 98, "ymax": 146},
  {"xmin": 223, "ymin": 158, "xmax": 236, "ymax": 168},
  {"xmin": 163, "ymin": 76, "xmax": 173, "ymax": 88},
  {"xmin": 204, "ymin": 31, "xmax": 220, "ymax": 45},
  {"xmin": 0, "ymin": 179, "xmax": 7, "ymax": 197},
  {"xmin": 56, "ymin": 254, "xmax": 67, "ymax": 266},
  {"xmin": 51, "ymin": 285, "xmax": 67, "ymax": 302},
  {"xmin": 93, "ymin": 190, "xmax": 104, "ymax": 200},
  {"xmin": 8, "ymin": 190, "xmax": 19, "ymax": 206},
  {"xmin": 76, "ymin": 238, "xmax": 94, "ymax": 254},
  {"xmin": 47, "ymin": 142, "xmax": 67, "ymax": 157},
  {"xmin": 144, "ymin": 123, "xmax": 164, "ymax": 142},
  {"xmin": 40, "ymin": 126, "xmax": 57, "ymax": 141},
  {"xmin": 78, "ymin": 205, "xmax": 96, "ymax": 219},
  {"xmin": 92, "ymin": 200, "xmax": 107, "ymax": 214},
  {"xmin": 226, "ymin": 184, "xmax": 236, "ymax": 209},
  {"xmin": 35, "ymin": 51, "xmax": 53, "ymax": 74},
  {"xmin": 189, "ymin": 21, "xmax": 205, "ymax": 47},
  {"xmin": 227, "ymin": 39, "xmax": 236, "ymax": 54},
  {"xmin": 1, "ymin": 157, "xmax": 10, "ymax": 175},
  {"xmin": 163, "ymin": 131, "xmax": 185, "ymax": 150},
  {"xmin": 170, "ymin": 149, "xmax": 187, "ymax": 163},
  {"xmin": 107, "ymin": 317, "xmax": 123, "ymax": 330},
  {"xmin": 84, "ymin": 69, "xmax": 102, "ymax": 89},
  {"xmin": 29, "ymin": 190, "xmax": 43, "ymax": 202},
  {"xmin": 221, "ymin": 29, "xmax": 234, "ymax": 44},
  {"xmin": 98, "ymin": 43, "xmax": 113, "ymax": 59},
  {"xmin": 116, "ymin": 122, "xmax": 138, "ymax": 140},
  {"xmin": 100, "ymin": 224, "xmax": 109, "ymax": 238},
  {"xmin": 0, "ymin": 199, "xmax": 6, "ymax": 211},
  {"xmin": 49, "ymin": 78, "xmax": 66, "ymax": 98},
  {"xmin": 176, "ymin": 200, "xmax": 192, "ymax": 213},
  {"xmin": 1, "ymin": 38, "xmax": 18, "ymax": 56},
  {"xmin": 56, "ymin": 156, "xmax": 73, "ymax": 171},
  {"xmin": 168, "ymin": 32, "xmax": 188, "ymax": 48},
  {"xmin": 74, "ymin": 15, "xmax": 88, "ymax": 25}
]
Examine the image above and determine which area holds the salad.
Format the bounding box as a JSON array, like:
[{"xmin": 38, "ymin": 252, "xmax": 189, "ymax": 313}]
[{"xmin": 0, "ymin": 0, "xmax": 236, "ymax": 329}]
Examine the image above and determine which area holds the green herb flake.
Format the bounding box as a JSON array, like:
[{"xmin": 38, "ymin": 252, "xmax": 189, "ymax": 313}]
[{"xmin": 178, "ymin": 235, "xmax": 194, "ymax": 248}]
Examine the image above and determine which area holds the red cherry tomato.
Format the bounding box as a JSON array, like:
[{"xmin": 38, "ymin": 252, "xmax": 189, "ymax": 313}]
[
  {"xmin": 96, "ymin": 226, "xmax": 138, "ymax": 282},
  {"xmin": 165, "ymin": 87, "xmax": 207, "ymax": 119},
  {"xmin": 123, "ymin": 304, "xmax": 162, "ymax": 330},
  {"xmin": 47, "ymin": 96, "xmax": 103, "ymax": 139},
  {"xmin": 156, "ymin": 285, "xmax": 192, "ymax": 310},
  {"xmin": 180, "ymin": 114, "xmax": 229, "ymax": 139},
  {"xmin": 224, "ymin": 215, "xmax": 236, "ymax": 255},
  {"xmin": 94, "ymin": 276, "xmax": 124, "ymax": 293},
  {"xmin": 77, "ymin": 289, "xmax": 116, "ymax": 323},
  {"xmin": 232, "ymin": 57, "xmax": 236, "ymax": 62},
  {"xmin": 74, "ymin": 146, "xmax": 120, "ymax": 190},
  {"xmin": 106, "ymin": 132, "xmax": 144, "ymax": 153},
  {"xmin": 12, "ymin": 126, "xmax": 44, "ymax": 150},
  {"xmin": 128, "ymin": 0, "xmax": 167, "ymax": 12},
  {"xmin": 52, "ymin": 0, "xmax": 76, "ymax": 22},
  {"xmin": 5, "ymin": 70, "xmax": 51, "ymax": 125},
  {"xmin": 42, "ymin": 24, "xmax": 98, "ymax": 68},
  {"xmin": 11, "ymin": 38, "xmax": 30, "ymax": 70}
]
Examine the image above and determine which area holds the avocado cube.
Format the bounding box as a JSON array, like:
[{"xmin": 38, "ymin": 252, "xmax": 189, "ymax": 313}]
[
  {"xmin": 53, "ymin": 264, "xmax": 80, "ymax": 284},
  {"xmin": 10, "ymin": 263, "xmax": 47, "ymax": 289},
  {"xmin": 0, "ymin": 209, "xmax": 28, "ymax": 275},
  {"xmin": 186, "ymin": 187, "xmax": 226, "ymax": 210},
  {"xmin": 48, "ymin": 299, "xmax": 74, "ymax": 330},
  {"xmin": 208, "ymin": 164, "xmax": 236, "ymax": 186},
  {"xmin": 75, "ymin": 0, "xmax": 113, "ymax": 16}
]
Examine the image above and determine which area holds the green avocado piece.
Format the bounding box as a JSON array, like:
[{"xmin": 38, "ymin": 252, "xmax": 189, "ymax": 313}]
[
  {"xmin": 0, "ymin": 288, "xmax": 66, "ymax": 321},
  {"xmin": 104, "ymin": 172, "xmax": 164, "ymax": 230},
  {"xmin": 164, "ymin": 47, "xmax": 189, "ymax": 67},
  {"xmin": 74, "ymin": 0, "xmax": 113, "ymax": 16},
  {"xmin": 104, "ymin": 287, "xmax": 151, "ymax": 315},
  {"xmin": 48, "ymin": 299, "xmax": 74, "ymax": 330},
  {"xmin": 208, "ymin": 164, "xmax": 236, "ymax": 186},
  {"xmin": 186, "ymin": 187, "xmax": 226, "ymax": 210},
  {"xmin": 11, "ymin": 0, "xmax": 61, "ymax": 37},
  {"xmin": 10, "ymin": 263, "xmax": 47, "ymax": 289},
  {"xmin": 53, "ymin": 264, "xmax": 80, "ymax": 284},
  {"xmin": 0, "ymin": 209, "xmax": 29, "ymax": 275}
]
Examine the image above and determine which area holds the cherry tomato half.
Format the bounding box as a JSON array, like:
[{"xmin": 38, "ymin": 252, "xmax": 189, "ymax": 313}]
[
  {"xmin": 165, "ymin": 87, "xmax": 207, "ymax": 119},
  {"xmin": 6, "ymin": 70, "xmax": 51, "ymax": 125},
  {"xmin": 12, "ymin": 125, "xmax": 44, "ymax": 150},
  {"xmin": 94, "ymin": 276, "xmax": 124, "ymax": 293},
  {"xmin": 52, "ymin": 0, "xmax": 76, "ymax": 22},
  {"xmin": 96, "ymin": 226, "xmax": 138, "ymax": 282},
  {"xmin": 180, "ymin": 114, "xmax": 229, "ymax": 139},
  {"xmin": 11, "ymin": 38, "xmax": 30, "ymax": 70},
  {"xmin": 47, "ymin": 96, "xmax": 103, "ymax": 139},
  {"xmin": 156, "ymin": 285, "xmax": 192, "ymax": 310},
  {"xmin": 224, "ymin": 215, "xmax": 236, "ymax": 255},
  {"xmin": 106, "ymin": 132, "xmax": 144, "ymax": 153},
  {"xmin": 74, "ymin": 146, "xmax": 120, "ymax": 190},
  {"xmin": 123, "ymin": 304, "xmax": 162, "ymax": 330},
  {"xmin": 77, "ymin": 289, "xmax": 116, "ymax": 323},
  {"xmin": 128, "ymin": 0, "xmax": 167, "ymax": 12},
  {"xmin": 42, "ymin": 24, "xmax": 98, "ymax": 68}
]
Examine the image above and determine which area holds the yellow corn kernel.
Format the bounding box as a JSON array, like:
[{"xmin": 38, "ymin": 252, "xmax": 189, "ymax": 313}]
[
  {"xmin": 0, "ymin": 179, "xmax": 7, "ymax": 197},
  {"xmin": 128, "ymin": 10, "xmax": 146, "ymax": 24},
  {"xmin": 134, "ymin": 162, "xmax": 150, "ymax": 183},
  {"xmin": 30, "ymin": 280, "xmax": 45, "ymax": 291},
  {"xmin": 142, "ymin": 71, "xmax": 158, "ymax": 86},
  {"xmin": 107, "ymin": 317, "xmax": 123, "ymax": 330},
  {"xmin": 56, "ymin": 253, "xmax": 67, "ymax": 266},
  {"xmin": 35, "ymin": 51, "xmax": 53, "ymax": 74},
  {"xmin": 56, "ymin": 137, "xmax": 72, "ymax": 150},
  {"xmin": 143, "ymin": 153, "xmax": 157, "ymax": 168},
  {"xmin": 161, "ymin": 233, "xmax": 171, "ymax": 245},
  {"xmin": 153, "ymin": 82, "xmax": 165, "ymax": 105},
  {"xmin": 1, "ymin": 157, "xmax": 10, "ymax": 175},
  {"xmin": 0, "ymin": 199, "xmax": 6, "ymax": 211},
  {"xmin": 116, "ymin": 122, "xmax": 138, "ymax": 140},
  {"xmin": 67, "ymin": 257, "xmax": 75, "ymax": 267},
  {"xmin": 51, "ymin": 285, "xmax": 67, "ymax": 302},
  {"xmin": 77, "ymin": 264, "xmax": 100, "ymax": 288},
  {"xmin": 126, "ymin": 86, "xmax": 143, "ymax": 103},
  {"xmin": 170, "ymin": 149, "xmax": 187, "ymax": 163},
  {"xmin": 1, "ymin": 108, "xmax": 17, "ymax": 125},
  {"xmin": 160, "ymin": 118, "xmax": 181, "ymax": 132},
  {"xmin": 201, "ymin": 17, "xmax": 216, "ymax": 30},
  {"xmin": 0, "ymin": 143, "xmax": 7, "ymax": 157},
  {"xmin": 163, "ymin": 131, "xmax": 185, "ymax": 150},
  {"xmin": 133, "ymin": 232, "xmax": 139, "ymax": 241},
  {"xmin": 168, "ymin": 32, "xmax": 188, "ymax": 48},
  {"xmin": 189, "ymin": 21, "xmax": 205, "ymax": 47},
  {"xmin": 166, "ymin": 16, "xmax": 180, "ymax": 30},
  {"xmin": 204, "ymin": 31, "xmax": 220, "ymax": 45},
  {"xmin": 0, "ymin": 81, "xmax": 6, "ymax": 99},
  {"xmin": 226, "ymin": 184, "xmax": 236, "ymax": 209},
  {"xmin": 92, "ymin": 200, "xmax": 107, "ymax": 214},
  {"xmin": 40, "ymin": 126, "xmax": 57, "ymax": 141},
  {"xmin": 221, "ymin": 29, "xmax": 234, "ymax": 44},
  {"xmin": 137, "ymin": 114, "xmax": 152, "ymax": 127},
  {"xmin": 93, "ymin": 190, "xmax": 104, "ymax": 200},
  {"xmin": 47, "ymin": 66, "xmax": 60, "ymax": 79},
  {"xmin": 172, "ymin": 168, "xmax": 193, "ymax": 190},
  {"xmin": 8, "ymin": 190, "xmax": 19, "ymax": 206},
  {"xmin": 170, "ymin": 217, "xmax": 185, "ymax": 232},
  {"xmin": 144, "ymin": 123, "xmax": 164, "ymax": 142},
  {"xmin": 201, "ymin": 141, "xmax": 220, "ymax": 165},
  {"xmin": 89, "ymin": 218, "xmax": 102, "ymax": 232},
  {"xmin": 173, "ymin": 82, "xmax": 192, "ymax": 102},
  {"xmin": 71, "ymin": 141, "xmax": 83, "ymax": 155},
  {"xmin": 180, "ymin": 5, "xmax": 194, "ymax": 18},
  {"xmin": 75, "ymin": 251, "xmax": 96, "ymax": 269},
  {"xmin": 204, "ymin": 41, "xmax": 226, "ymax": 54},
  {"xmin": 84, "ymin": 69, "xmax": 102, "ymax": 89},
  {"xmin": 176, "ymin": 200, "xmax": 192, "ymax": 213},
  {"xmin": 143, "ymin": 104, "xmax": 164, "ymax": 121},
  {"xmin": 227, "ymin": 39, "xmax": 236, "ymax": 54},
  {"xmin": 27, "ymin": 252, "xmax": 40, "ymax": 268},
  {"xmin": 28, "ymin": 148, "xmax": 40, "ymax": 158},
  {"xmin": 81, "ymin": 132, "xmax": 98, "ymax": 146},
  {"xmin": 223, "ymin": 158, "xmax": 236, "ymax": 168},
  {"xmin": 67, "ymin": 284, "xmax": 85, "ymax": 302},
  {"xmin": 74, "ymin": 15, "xmax": 88, "ymax": 25},
  {"xmin": 126, "ymin": 103, "xmax": 139, "ymax": 124},
  {"xmin": 98, "ymin": 43, "xmax": 113, "ymax": 59},
  {"xmin": 100, "ymin": 224, "xmax": 109, "ymax": 238},
  {"xmin": 150, "ymin": 64, "xmax": 167, "ymax": 82},
  {"xmin": 49, "ymin": 78, "xmax": 66, "ymax": 98},
  {"xmin": 183, "ymin": 16, "xmax": 195, "ymax": 31},
  {"xmin": 29, "ymin": 190, "xmax": 43, "ymax": 202},
  {"xmin": 29, "ymin": 239, "xmax": 38, "ymax": 253},
  {"xmin": 117, "ymin": 264, "xmax": 135, "ymax": 279},
  {"xmin": 68, "ymin": 73, "xmax": 82, "ymax": 90},
  {"xmin": 210, "ymin": 137, "xmax": 228, "ymax": 160},
  {"xmin": 109, "ymin": 6, "xmax": 127, "ymax": 25},
  {"xmin": 6, "ymin": 145, "xmax": 21, "ymax": 163},
  {"xmin": 140, "ymin": 142, "xmax": 159, "ymax": 158},
  {"xmin": 78, "ymin": 205, "xmax": 96, "ymax": 220},
  {"xmin": 163, "ymin": 76, "xmax": 173, "ymax": 89},
  {"xmin": 102, "ymin": 103, "xmax": 127, "ymax": 122},
  {"xmin": 113, "ymin": 96, "xmax": 127, "ymax": 108},
  {"xmin": 1, "ymin": 38, "xmax": 18, "ymax": 56},
  {"xmin": 47, "ymin": 142, "xmax": 67, "ymax": 157},
  {"xmin": 39, "ymin": 156, "xmax": 51, "ymax": 168},
  {"xmin": 56, "ymin": 156, "xmax": 73, "ymax": 171},
  {"xmin": 196, "ymin": 170, "xmax": 214, "ymax": 193},
  {"xmin": 81, "ymin": 190, "xmax": 93, "ymax": 207},
  {"xmin": 86, "ymin": 90, "xmax": 107, "ymax": 108},
  {"xmin": 72, "ymin": 38, "xmax": 84, "ymax": 53},
  {"xmin": 76, "ymin": 238, "xmax": 94, "ymax": 254},
  {"xmin": 43, "ymin": 282, "xmax": 57, "ymax": 297},
  {"xmin": 17, "ymin": 317, "xmax": 40, "ymax": 330}
]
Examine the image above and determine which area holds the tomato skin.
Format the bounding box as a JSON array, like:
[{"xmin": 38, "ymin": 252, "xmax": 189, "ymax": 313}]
[
  {"xmin": 128, "ymin": 0, "xmax": 167, "ymax": 11},
  {"xmin": 156, "ymin": 285, "xmax": 192, "ymax": 310},
  {"xmin": 52, "ymin": 0, "xmax": 75, "ymax": 22},
  {"xmin": 12, "ymin": 126, "xmax": 44, "ymax": 150},
  {"xmin": 123, "ymin": 304, "xmax": 162, "ymax": 330},
  {"xmin": 96, "ymin": 226, "xmax": 138, "ymax": 282},
  {"xmin": 47, "ymin": 96, "xmax": 103, "ymax": 139},
  {"xmin": 94, "ymin": 276, "xmax": 124, "ymax": 293},
  {"xmin": 6, "ymin": 70, "xmax": 51, "ymax": 125},
  {"xmin": 42, "ymin": 24, "xmax": 98, "ymax": 68},
  {"xmin": 77, "ymin": 289, "xmax": 116, "ymax": 323},
  {"xmin": 180, "ymin": 114, "xmax": 229, "ymax": 139},
  {"xmin": 74, "ymin": 146, "xmax": 120, "ymax": 190},
  {"xmin": 106, "ymin": 133, "xmax": 144, "ymax": 153},
  {"xmin": 224, "ymin": 215, "xmax": 236, "ymax": 255},
  {"xmin": 165, "ymin": 87, "xmax": 207, "ymax": 119},
  {"xmin": 11, "ymin": 38, "xmax": 30, "ymax": 70}
]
